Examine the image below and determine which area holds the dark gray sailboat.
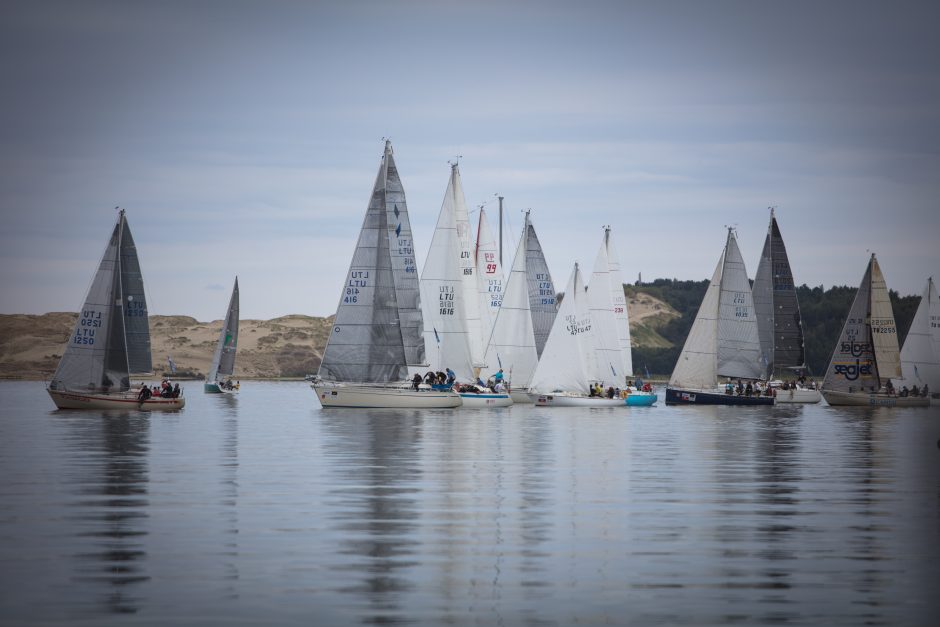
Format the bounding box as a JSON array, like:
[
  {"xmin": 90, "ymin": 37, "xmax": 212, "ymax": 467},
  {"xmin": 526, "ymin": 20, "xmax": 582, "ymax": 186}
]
[
  {"xmin": 312, "ymin": 141, "xmax": 460, "ymax": 408},
  {"xmin": 205, "ymin": 277, "xmax": 239, "ymax": 393},
  {"xmin": 752, "ymin": 209, "xmax": 820, "ymax": 402},
  {"xmin": 47, "ymin": 209, "xmax": 184, "ymax": 410}
]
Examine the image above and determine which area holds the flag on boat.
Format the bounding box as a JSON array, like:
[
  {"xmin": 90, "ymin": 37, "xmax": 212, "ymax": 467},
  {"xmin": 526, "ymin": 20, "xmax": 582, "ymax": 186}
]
[{"xmin": 167, "ymin": 355, "xmax": 176, "ymax": 374}]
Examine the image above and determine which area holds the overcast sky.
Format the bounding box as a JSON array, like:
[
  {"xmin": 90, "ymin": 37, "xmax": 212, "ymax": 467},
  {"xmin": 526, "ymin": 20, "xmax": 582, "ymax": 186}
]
[{"xmin": 1, "ymin": 0, "xmax": 938, "ymax": 321}]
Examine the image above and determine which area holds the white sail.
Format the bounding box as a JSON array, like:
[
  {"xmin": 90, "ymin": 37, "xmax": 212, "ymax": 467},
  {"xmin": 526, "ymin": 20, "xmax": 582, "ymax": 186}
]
[
  {"xmin": 669, "ymin": 254, "xmax": 722, "ymax": 390},
  {"xmin": 528, "ymin": 263, "xmax": 596, "ymax": 394},
  {"xmin": 475, "ymin": 208, "xmax": 505, "ymax": 345},
  {"xmin": 588, "ymin": 231, "xmax": 622, "ymax": 385},
  {"xmin": 899, "ymin": 278, "xmax": 940, "ymax": 391},
  {"xmin": 420, "ymin": 164, "xmax": 484, "ymax": 380},
  {"xmin": 716, "ymin": 229, "xmax": 764, "ymax": 380},
  {"xmin": 208, "ymin": 277, "xmax": 239, "ymax": 381},
  {"xmin": 605, "ymin": 230, "xmax": 633, "ymax": 378},
  {"xmin": 588, "ymin": 228, "xmax": 632, "ymax": 385},
  {"xmin": 482, "ymin": 222, "xmax": 538, "ymax": 388},
  {"xmin": 822, "ymin": 255, "xmax": 879, "ymax": 393},
  {"xmin": 869, "ymin": 255, "xmax": 902, "ymax": 380}
]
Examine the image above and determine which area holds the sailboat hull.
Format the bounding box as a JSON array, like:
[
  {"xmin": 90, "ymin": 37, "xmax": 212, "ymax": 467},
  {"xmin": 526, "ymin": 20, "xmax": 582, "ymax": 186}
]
[
  {"xmin": 624, "ymin": 392, "xmax": 657, "ymax": 406},
  {"xmin": 821, "ymin": 390, "xmax": 930, "ymax": 407},
  {"xmin": 773, "ymin": 388, "xmax": 821, "ymax": 404},
  {"xmin": 204, "ymin": 381, "xmax": 239, "ymax": 394},
  {"xmin": 510, "ymin": 389, "xmax": 534, "ymax": 404},
  {"xmin": 665, "ymin": 387, "xmax": 773, "ymax": 406},
  {"xmin": 530, "ymin": 393, "xmax": 624, "ymax": 407},
  {"xmin": 313, "ymin": 383, "xmax": 462, "ymax": 409},
  {"xmin": 459, "ymin": 392, "xmax": 513, "ymax": 408},
  {"xmin": 48, "ymin": 389, "xmax": 185, "ymax": 411}
]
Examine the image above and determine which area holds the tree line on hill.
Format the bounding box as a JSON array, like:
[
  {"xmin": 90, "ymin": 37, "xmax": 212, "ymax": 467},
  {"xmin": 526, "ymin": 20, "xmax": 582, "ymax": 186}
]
[{"xmin": 630, "ymin": 278, "xmax": 919, "ymax": 378}]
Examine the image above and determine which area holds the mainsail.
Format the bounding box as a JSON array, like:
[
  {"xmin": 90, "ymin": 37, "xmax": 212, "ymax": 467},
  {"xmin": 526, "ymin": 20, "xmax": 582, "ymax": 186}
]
[
  {"xmin": 482, "ymin": 218, "xmax": 538, "ymax": 388},
  {"xmin": 822, "ymin": 254, "xmax": 898, "ymax": 393},
  {"xmin": 899, "ymin": 278, "xmax": 940, "ymax": 391},
  {"xmin": 753, "ymin": 209, "xmax": 804, "ymax": 377},
  {"xmin": 420, "ymin": 163, "xmax": 486, "ymax": 380},
  {"xmin": 523, "ymin": 212, "xmax": 557, "ymax": 358},
  {"xmin": 528, "ymin": 263, "xmax": 597, "ymax": 394},
  {"xmin": 475, "ymin": 207, "xmax": 505, "ymax": 345},
  {"xmin": 51, "ymin": 210, "xmax": 145, "ymax": 393},
  {"xmin": 318, "ymin": 141, "xmax": 421, "ymax": 383},
  {"xmin": 208, "ymin": 277, "xmax": 239, "ymax": 381},
  {"xmin": 588, "ymin": 227, "xmax": 632, "ymax": 385},
  {"xmin": 669, "ymin": 228, "xmax": 763, "ymax": 389}
]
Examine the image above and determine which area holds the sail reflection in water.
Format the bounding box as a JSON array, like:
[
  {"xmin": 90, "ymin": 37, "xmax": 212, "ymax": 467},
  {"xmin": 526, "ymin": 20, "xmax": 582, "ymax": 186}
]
[
  {"xmin": 0, "ymin": 382, "xmax": 938, "ymax": 625},
  {"xmin": 64, "ymin": 413, "xmax": 151, "ymax": 615}
]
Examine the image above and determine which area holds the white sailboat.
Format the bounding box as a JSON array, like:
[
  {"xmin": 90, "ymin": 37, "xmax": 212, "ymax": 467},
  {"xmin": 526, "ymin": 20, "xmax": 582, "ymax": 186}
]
[
  {"xmin": 666, "ymin": 228, "xmax": 773, "ymax": 406},
  {"xmin": 821, "ymin": 254, "xmax": 929, "ymax": 407},
  {"xmin": 482, "ymin": 212, "xmax": 540, "ymax": 404},
  {"xmin": 205, "ymin": 277, "xmax": 239, "ymax": 394},
  {"xmin": 312, "ymin": 141, "xmax": 461, "ymax": 409},
  {"xmin": 752, "ymin": 209, "xmax": 820, "ymax": 403},
  {"xmin": 47, "ymin": 209, "xmax": 185, "ymax": 410},
  {"xmin": 897, "ymin": 277, "xmax": 939, "ymax": 399},
  {"xmin": 528, "ymin": 262, "xmax": 623, "ymax": 407},
  {"xmin": 421, "ymin": 163, "xmax": 510, "ymax": 407},
  {"xmin": 588, "ymin": 227, "xmax": 655, "ymax": 406}
]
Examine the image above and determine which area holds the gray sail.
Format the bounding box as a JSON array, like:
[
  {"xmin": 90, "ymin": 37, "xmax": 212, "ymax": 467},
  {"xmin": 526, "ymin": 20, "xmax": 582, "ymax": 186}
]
[
  {"xmin": 208, "ymin": 277, "xmax": 239, "ymax": 381},
  {"xmin": 716, "ymin": 229, "xmax": 764, "ymax": 380},
  {"xmin": 523, "ymin": 213, "xmax": 557, "ymax": 358},
  {"xmin": 118, "ymin": 214, "xmax": 152, "ymax": 373},
  {"xmin": 753, "ymin": 210, "xmax": 804, "ymax": 377},
  {"xmin": 823, "ymin": 257, "xmax": 879, "ymax": 393},
  {"xmin": 318, "ymin": 143, "xmax": 410, "ymax": 383},
  {"xmin": 50, "ymin": 217, "xmax": 129, "ymax": 392}
]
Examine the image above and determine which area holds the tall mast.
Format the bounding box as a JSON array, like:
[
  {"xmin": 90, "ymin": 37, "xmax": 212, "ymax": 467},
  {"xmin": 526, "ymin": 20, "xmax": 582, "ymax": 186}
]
[{"xmin": 498, "ymin": 195, "xmax": 504, "ymax": 266}]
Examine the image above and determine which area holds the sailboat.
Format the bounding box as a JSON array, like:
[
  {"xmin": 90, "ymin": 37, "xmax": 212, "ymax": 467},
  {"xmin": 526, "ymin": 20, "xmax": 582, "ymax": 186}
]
[
  {"xmin": 588, "ymin": 227, "xmax": 656, "ymax": 406},
  {"xmin": 528, "ymin": 262, "xmax": 624, "ymax": 407},
  {"xmin": 205, "ymin": 277, "xmax": 239, "ymax": 394},
  {"xmin": 821, "ymin": 254, "xmax": 929, "ymax": 407},
  {"xmin": 666, "ymin": 228, "xmax": 773, "ymax": 406},
  {"xmin": 421, "ymin": 163, "xmax": 511, "ymax": 407},
  {"xmin": 47, "ymin": 209, "xmax": 185, "ymax": 410},
  {"xmin": 482, "ymin": 212, "xmax": 541, "ymax": 404},
  {"xmin": 752, "ymin": 209, "xmax": 820, "ymax": 403},
  {"xmin": 312, "ymin": 141, "xmax": 461, "ymax": 409},
  {"xmin": 897, "ymin": 278, "xmax": 939, "ymax": 399}
]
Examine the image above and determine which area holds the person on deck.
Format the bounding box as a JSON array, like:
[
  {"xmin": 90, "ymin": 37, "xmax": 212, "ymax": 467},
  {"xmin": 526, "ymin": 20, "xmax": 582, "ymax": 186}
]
[
  {"xmin": 445, "ymin": 368, "xmax": 456, "ymax": 385},
  {"xmin": 493, "ymin": 369, "xmax": 504, "ymax": 385},
  {"xmin": 412, "ymin": 373, "xmax": 422, "ymax": 390},
  {"xmin": 137, "ymin": 384, "xmax": 151, "ymax": 402}
]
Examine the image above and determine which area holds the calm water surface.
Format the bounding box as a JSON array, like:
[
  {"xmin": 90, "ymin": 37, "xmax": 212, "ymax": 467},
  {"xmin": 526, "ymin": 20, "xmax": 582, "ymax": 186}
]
[{"xmin": 0, "ymin": 380, "xmax": 938, "ymax": 626}]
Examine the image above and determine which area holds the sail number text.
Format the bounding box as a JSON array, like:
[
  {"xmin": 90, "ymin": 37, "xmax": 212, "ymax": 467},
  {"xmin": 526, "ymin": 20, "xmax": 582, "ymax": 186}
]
[{"xmin": 74, "ymin": 310, "xmax": 101, "ymax": 345}]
